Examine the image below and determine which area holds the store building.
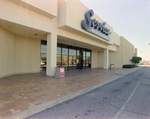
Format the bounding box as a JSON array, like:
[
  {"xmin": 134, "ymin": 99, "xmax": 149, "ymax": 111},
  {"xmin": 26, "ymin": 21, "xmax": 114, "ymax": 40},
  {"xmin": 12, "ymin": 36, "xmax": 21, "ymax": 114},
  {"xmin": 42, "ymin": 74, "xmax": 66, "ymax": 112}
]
[{"xmin": 0, "ymin": 0, "xmax": 137, "ymax": 78}]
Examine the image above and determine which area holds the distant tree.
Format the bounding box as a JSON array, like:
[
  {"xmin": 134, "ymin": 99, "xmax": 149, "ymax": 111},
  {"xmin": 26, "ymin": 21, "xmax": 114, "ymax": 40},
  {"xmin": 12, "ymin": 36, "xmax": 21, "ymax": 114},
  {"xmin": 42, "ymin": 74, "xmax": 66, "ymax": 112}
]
[{"xmin": 131, "ymin": 56, "xmax": 142, "ymax": 65}]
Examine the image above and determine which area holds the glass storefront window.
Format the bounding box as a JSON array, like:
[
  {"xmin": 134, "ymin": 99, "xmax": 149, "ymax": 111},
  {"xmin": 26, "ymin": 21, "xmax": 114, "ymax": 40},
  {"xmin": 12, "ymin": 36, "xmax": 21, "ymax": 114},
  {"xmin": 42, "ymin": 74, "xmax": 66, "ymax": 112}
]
[
  {"xmin": 62, "ymin": 45, "xmax": 68, "ymax": 56},
  {"xmin": 57, "ymin": 44, "xmax": 61, "ymax": 55},
  {"xmin": 86, "ymin": 51, "xmax": 91, "ymax": 68},
  {"xmin": 69, "ymin": 46, "xmax": 76, "ymax": 56},
  {"xmin": 72, "ymin": 56, "xmax": 77, "ymax": 69},
  {"xmin": 41, "ymin": 41, "xmax": 47, "ymax": 71},
  {"xmin": 57, "ymin": 44, "xmax": 61, "ymax": 66},
  {"xmin": 62, "ymin": 45, "xmax": 68, "ymax": 70},
  {"xmin": 57, "ymin": 55, "xmax": 61, "ymax": 66},
  {"xmin": 69, "ymin": 56, "xmax": 77, "ymax": 69},
  {"xmin": 41, "ymin": 40, "xmax": 91, "ymax": 71},
  {"xmin": 62, "ymin": 56, "xmax": 68, "ymax": 70},
  {"xmin": 83, "ymin": 50, "xmax": 86, "ymax": 68},
  {"xmin": 86, "ymin": 51, "xmax": 90, "ymax": 57},
  {"xmin": 76, "ymin": 48, "xmax": 80, "ymax": 69},
  {"xmin": 83, "ymin": 50, "xmax": 85, "ymax": 57}
]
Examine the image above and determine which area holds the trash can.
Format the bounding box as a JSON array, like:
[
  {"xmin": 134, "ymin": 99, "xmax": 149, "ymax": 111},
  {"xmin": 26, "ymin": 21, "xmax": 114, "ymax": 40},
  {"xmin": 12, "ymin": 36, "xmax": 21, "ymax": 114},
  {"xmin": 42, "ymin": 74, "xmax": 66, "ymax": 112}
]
[
  {"xmin": 110, "ymin": 64, "xmax": 115, "ymax": 70},
  {"xmin": 55, "ymin": 66, "xmax": 65, "ymax": 78}
]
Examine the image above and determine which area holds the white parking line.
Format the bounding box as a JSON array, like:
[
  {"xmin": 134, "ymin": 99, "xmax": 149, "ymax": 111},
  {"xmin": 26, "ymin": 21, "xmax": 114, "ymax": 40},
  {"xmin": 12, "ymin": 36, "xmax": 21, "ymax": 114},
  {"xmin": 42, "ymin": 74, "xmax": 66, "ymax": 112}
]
[
  {"xmin": 112, "ymin": 68, "xmax": 150, "ymax": 119},
  {"xmin": 112, "ymin": 81, "xmax": 140, "ymax": 119}
]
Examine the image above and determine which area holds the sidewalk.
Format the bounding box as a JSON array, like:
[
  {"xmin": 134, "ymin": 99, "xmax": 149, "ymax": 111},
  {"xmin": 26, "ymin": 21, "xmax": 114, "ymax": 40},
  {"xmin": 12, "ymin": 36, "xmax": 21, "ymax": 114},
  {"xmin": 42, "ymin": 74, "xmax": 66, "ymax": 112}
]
[{"xmin": 0, "ymin": 67, "xmax": 143, "ymax": 119}]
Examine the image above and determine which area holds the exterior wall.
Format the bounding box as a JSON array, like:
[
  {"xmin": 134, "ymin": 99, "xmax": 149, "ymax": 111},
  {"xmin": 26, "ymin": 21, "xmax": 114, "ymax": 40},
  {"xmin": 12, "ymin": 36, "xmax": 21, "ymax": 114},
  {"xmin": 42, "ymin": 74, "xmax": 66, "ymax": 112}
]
[
  {"xmin": 122, "ymin": 37, "xmax": 134, "ymax": 64},
  {"xmin": 134, "ymin": 48, "xmax": 137, "ymax": 56},
  {"xmin": 92, "ymin": 50, "xmax": 106, "ymax": 68},
  {"xmin": 108, "ymin": 45, "xmax": 117, "ymax": 52},
  {"xmin": 0, "ymin": 0, "xmax": 52, "ymax": 33},
  {"xmin": 0, "ymin": 0, "xmax": 138, "ymax": 77},
  {"xmin": 109, "ymin": 49, "xmax": 123, "ymax": 68},
  {"xmin": 0, "ymin": 26, "xmax": 41, "ymax": 78},
  {"xmin": 58, "ymin": 0, "xmax": 67, "ymax": 27},
  {"xmin": 0, "ymin": 27, "xmax": 15, "ymax": 78},
  {"xmin": 9, "ymin": 0, "xmax": 58, "ymax": 18},
  {"xmin": 15, "ymin": 36, "xmax": 41, "ymax": 74},
  {"xmin": 91, "ymin": 50, "xmax": 98, "ymax": 68},
  {"xmin": 98, "ymin": 51, "xmax": 104, "ymax": 68},
  {"xmin": 109, "ymin": 31, "xmax": 120, "ymax": 47},
  {"xmin": 110, "ymin": 36, "xmax": 135, "ymax": 68}
]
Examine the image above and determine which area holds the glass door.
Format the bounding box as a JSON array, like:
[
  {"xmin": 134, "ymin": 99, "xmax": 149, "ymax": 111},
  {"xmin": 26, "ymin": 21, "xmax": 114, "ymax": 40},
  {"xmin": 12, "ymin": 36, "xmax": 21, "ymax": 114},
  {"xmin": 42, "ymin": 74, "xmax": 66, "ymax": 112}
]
[
  {"xmin": 41, "ymin": 40, "xmax": 47, "ymax": 71},
  {"xmin": 86, "ymin": 51, "xmax": 91, "ymax": 68},
  {"xmin": 77, "ymin": 48, "xmax": 83, "ymax": 69},
  {"xmin": 69, "ymin": 56, "xmax": 77, "ymax": 69},
  {"xmin": 69, "ymin": 56, "xmax": 73, "ymax": 69},
  {"xmin": 72, "ymin": 56, "xmax": 77, "ymax": 69}
]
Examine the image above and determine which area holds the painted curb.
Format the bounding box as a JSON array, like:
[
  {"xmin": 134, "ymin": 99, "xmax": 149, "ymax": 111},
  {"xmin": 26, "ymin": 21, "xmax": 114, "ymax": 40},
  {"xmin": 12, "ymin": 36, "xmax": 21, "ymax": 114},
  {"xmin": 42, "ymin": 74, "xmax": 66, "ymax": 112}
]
[{"xmin": 3, "ymin": 67, "xmax": 143, "ymax": 119}]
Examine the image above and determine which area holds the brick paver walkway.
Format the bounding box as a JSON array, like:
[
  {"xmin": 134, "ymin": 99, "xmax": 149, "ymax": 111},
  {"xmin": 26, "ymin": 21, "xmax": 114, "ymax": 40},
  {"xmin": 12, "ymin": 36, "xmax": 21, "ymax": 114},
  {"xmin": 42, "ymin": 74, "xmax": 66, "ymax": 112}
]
[{"xmin": 0, "ymin": 67, "xmax": 142, "ymax": 118}]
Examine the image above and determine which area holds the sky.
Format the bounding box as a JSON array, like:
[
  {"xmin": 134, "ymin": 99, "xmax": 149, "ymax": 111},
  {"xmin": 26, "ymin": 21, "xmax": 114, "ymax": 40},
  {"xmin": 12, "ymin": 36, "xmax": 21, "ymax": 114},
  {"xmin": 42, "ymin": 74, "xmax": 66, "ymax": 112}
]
[{"xmin": 79, "ymin": 0, "xmax": 150, "ymax": 61}]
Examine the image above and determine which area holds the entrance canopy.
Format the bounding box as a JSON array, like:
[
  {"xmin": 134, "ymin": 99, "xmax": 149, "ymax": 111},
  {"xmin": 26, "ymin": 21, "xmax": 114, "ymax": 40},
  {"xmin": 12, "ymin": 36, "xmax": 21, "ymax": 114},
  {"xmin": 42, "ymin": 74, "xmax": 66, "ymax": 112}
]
[
  {"xmin": 0, "ymin": 19, "xmax": 48, "ymax": 40},
  {"xmin": 57, "ymin": 35, "xmax": 105, "ymax": 52}
]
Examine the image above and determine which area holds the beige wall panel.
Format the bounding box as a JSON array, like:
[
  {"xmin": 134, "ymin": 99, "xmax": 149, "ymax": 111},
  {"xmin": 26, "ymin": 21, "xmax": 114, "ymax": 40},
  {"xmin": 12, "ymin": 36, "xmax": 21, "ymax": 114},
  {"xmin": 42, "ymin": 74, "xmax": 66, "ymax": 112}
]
[
  {"xmin": 108, "ymin": 45, "xmax": 117, "ymax": 51},
  {"xmin": 19, "ymin": 0, "xmax": 57, "ymax": 17},
  {"xmin": 98, "ymin": 51, "xmax": 104, "ymax": 68},
  {"xmin": 66, "ymin": 0, "xmax": 88, "ymax": 30},
  {"xmin": 109, "ymin": 46, "xmax": 123, "ymax": 68},
  {"xmin": 109, "ymin": 31, "xmax": 120, "ymax": 46},
  {"xmin": 9, "ymin": 0, "xmax": 58, "ymax": 18},
  {"xmin": 58, "ymin": 0, "xmax": 67, "ymax": 27},
  {"xmin": 110, "ymin": 37, "xmax": 135, "ymax": 68},
  {"xmin": 0, "ymin": 0, "xmax": 52, "ymax": 32},
  {"xmin": 0, "ymin": 27, "xmax": 15, "ymax": 78},
  {"xmin": 134, "ymin": 48, "xmax": 137, "ymax": 56},
  {"xmin": 122, "ymin": 47, "xmax": 134, "ymax": 64},
  {"xmin": 15, "ymin": 36, "xmax": 41, "ymax": 74},
  {"xmin": 121, "ymin": 36, "xmax": 134, "ymax": 64},
  {"xmin": 91, "ymin": 50, "xmax": 98, "ymax": 68}
]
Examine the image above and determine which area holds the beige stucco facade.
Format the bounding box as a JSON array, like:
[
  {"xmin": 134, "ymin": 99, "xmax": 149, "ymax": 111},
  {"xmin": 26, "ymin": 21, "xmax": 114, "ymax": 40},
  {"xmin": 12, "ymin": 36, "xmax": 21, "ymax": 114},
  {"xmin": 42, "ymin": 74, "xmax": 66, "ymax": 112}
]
[
  {"xmin": 0, "ymin": 0, "xmax": 137, "ymax": 78},
  {"xmin": 109, "ymin": 36, "xmax": 135, "ymax": 68}
]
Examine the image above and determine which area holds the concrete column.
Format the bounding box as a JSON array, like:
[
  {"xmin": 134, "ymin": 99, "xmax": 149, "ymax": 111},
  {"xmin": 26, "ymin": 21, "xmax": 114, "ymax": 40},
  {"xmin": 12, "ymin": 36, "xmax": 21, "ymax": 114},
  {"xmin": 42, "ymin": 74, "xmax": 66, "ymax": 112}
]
[
  {"xmin": 46, "ymin": 33, "xmax": 57, "ymax": 76},
  {"xmin": 104, "ymin": 49, "xmax": 109, "ymax": 69}
]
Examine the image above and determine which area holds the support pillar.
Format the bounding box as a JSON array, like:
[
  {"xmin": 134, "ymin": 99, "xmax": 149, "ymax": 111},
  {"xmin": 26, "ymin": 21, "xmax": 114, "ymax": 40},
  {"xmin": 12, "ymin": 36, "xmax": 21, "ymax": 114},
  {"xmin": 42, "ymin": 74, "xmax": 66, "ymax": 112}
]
[
  {"xmin": 104, "ymin": 49, "xmax": 109, "ymax": 69},
  {"xmin": 46, "ymin": 33, "xmax": 57, "ymax": 76}
]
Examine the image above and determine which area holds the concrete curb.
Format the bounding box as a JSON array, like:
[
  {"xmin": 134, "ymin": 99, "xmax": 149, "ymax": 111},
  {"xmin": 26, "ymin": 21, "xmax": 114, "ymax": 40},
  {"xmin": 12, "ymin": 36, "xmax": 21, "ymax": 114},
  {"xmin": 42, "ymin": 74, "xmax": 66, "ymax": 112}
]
[{"xmin": 4, "ymin": 66, "xmax": 143, "ymax": 119}]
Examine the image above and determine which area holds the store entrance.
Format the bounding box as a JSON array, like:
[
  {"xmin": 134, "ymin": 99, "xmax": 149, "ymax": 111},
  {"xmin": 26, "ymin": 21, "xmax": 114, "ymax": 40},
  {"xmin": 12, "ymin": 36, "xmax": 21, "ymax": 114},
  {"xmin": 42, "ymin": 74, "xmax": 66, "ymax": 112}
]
[
  {"xmin": 57, "ymin": 43, "xmax": 91, "ymax": 70},
  {"xmin": 69, "ymin": 56, "xmax": 77, "ymax": 69},
  {"xmin": 40, "ymin": 41, "xmax": 91, "ymax": 72},
  {"xmin": 41, "ymin": 42, "xmax": 91, "ymax": 71}
]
